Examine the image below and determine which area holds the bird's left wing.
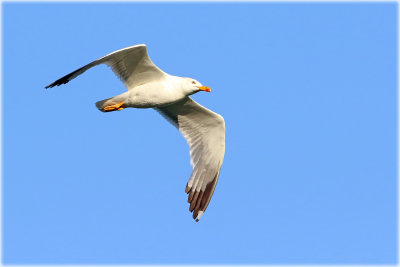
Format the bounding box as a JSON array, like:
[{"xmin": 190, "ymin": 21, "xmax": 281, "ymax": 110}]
[
  {"xmin": 45, "ymin": 44, "xmax": 166, "ymax": 89},
  {"xmin": 155, "ymin": 97, "xmax": 225, "ymax": 221}
]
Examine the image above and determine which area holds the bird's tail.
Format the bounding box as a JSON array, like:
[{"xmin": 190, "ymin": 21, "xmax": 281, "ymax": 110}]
[
  {"xmin": 95, "ymin": 95, "xmax": 125, "ymax": 112},
  {"xmin": 95, "ymin": 97, "xmax": 113, "ymax": 112}
]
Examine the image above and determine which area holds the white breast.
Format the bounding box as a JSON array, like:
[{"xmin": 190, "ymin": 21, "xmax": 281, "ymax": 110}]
[{"xmin": 126, "ymin": 76, "xmax": 187, "ymax": 108}]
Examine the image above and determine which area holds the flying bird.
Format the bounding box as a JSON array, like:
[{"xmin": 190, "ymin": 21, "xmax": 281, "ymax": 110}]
[{"xmin": 45, "ymin": 44, "xmax": 225, "ymax": 222}]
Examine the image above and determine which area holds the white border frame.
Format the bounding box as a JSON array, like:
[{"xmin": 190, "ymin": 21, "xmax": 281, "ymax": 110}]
[{"xmin": 0, "ymin": 0, "xmax": 398, "ymax": 266}]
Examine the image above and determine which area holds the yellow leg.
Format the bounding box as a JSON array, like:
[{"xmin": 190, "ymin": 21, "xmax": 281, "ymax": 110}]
[{"xmin": 103, "ymin": 101, "xmax": 125, "ymax": 112}]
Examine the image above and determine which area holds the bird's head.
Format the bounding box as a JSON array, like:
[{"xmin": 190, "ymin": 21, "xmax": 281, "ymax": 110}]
[{"xmin": 184, "ymin": 78, "xmax": 211, "ymax": 95}]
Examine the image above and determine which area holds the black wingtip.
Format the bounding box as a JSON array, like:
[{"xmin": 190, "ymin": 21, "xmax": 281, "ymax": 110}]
[
  {"xmin": 44, "ymin": 83, "xmax": 57, "ymax": 89},
  {"xmin": 45, "ymin": 65, "xmax": 86, "ymax": 89},
  {"xmin": 44, "ymin": 79, "xmax": 69, "ymax": 89}
]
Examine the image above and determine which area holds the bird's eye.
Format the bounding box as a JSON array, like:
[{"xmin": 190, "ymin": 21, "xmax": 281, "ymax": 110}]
[{"xmin": 192, "ymin": 81, "xmax": 196, "ymax": 84}]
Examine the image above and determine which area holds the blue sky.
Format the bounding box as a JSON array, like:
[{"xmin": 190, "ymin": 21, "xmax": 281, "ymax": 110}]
[{"xmin": 2, "ymin": 2, "xmax": 398, "ymax": 265}]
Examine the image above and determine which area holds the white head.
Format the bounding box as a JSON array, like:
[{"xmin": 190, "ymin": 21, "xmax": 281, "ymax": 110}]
[{"xmin": 182, "ymin": 77, "xmax": 211, "ymax": 95}]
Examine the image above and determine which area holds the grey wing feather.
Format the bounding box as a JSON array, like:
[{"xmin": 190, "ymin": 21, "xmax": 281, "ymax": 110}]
[
  {"xmin": 45, "ymin": 44, "xmax": 166, "ymax": 89},
  {"xmin": 155, "ymin": 97, "xmax": 225, "ymax": 221}
]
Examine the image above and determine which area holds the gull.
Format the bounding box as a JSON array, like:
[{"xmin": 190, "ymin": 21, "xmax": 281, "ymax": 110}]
[{"xmin": 45, "ymin": 44, "xmax": 225, "ymax": 222}]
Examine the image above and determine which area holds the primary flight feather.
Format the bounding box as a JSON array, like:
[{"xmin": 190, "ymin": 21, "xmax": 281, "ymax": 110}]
[{"xmin": 45, "ymin": 44, "xmax": 225, "ymax": 222}]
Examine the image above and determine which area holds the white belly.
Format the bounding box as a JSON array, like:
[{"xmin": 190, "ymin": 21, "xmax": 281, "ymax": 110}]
[{"xmin": 125, "ymin": 82, "xmax": 185, "ymax": 108}]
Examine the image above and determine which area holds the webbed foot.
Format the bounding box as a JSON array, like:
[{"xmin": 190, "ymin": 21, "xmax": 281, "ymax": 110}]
[{"xmin": 103, "ymin": 101, "xmax": 125, "ymax": 112}]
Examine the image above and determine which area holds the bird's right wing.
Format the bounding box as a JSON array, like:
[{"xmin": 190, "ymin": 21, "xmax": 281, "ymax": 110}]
[
  {"xmin": 155, "ymin": 97, "xmax": 225, "ymax": 221},
  {"xmin": 45, "ymin": 44, "xmax": 166, "ymax": 89}
]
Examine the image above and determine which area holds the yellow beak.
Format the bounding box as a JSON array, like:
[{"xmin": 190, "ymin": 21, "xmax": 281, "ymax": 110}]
[{"xmin": 198, "ymin": 86, "xmax": 211, "ymax": 92}]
